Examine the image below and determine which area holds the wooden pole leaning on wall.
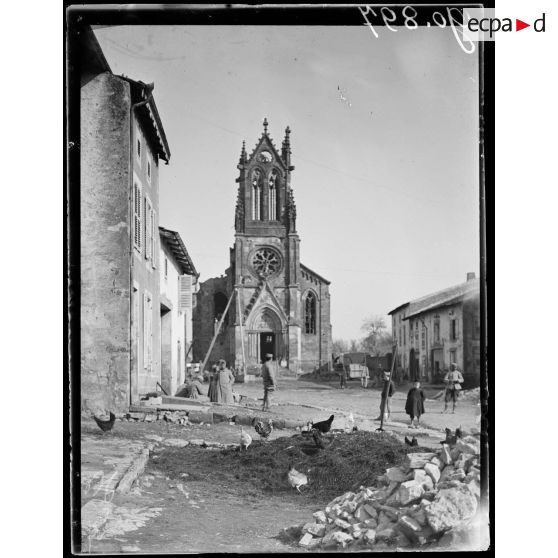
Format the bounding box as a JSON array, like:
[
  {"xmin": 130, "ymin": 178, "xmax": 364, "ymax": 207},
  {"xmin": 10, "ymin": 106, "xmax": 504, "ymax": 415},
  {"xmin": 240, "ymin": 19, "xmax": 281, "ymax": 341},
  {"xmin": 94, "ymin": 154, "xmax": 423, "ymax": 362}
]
[
  {"xmin": 200, "ymin": 289, "xmax": 235, "ymax": 375},
  {"xmin": 237, "ymin": 290, "xmax": 247, "ymax": 376},
  {"xmin": 377, "ymin": 341, "xmax": 398, "ymax": 432}
]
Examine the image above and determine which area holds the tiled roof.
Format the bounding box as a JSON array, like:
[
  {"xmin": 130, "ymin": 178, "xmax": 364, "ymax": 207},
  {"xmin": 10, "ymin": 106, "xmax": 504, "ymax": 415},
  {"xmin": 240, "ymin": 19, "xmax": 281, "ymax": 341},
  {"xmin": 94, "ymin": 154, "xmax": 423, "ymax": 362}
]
[
  {"xmin": 159, "ymin": 227, "xmax": 198, "ymax": 277},
  {"xmin": 300, "ymin": 263, "xmax": 331, "ymax": 286},
  {"xmin": 389, "ymin": 278, "xmax": 480, "ymax": 319}
]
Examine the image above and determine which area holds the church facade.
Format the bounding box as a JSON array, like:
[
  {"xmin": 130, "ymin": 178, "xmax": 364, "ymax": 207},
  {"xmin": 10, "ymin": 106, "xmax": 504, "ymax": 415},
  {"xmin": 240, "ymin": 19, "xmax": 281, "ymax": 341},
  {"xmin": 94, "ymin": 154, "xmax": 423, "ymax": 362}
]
[{"xmin": 192, "ymin": 120, "xmax": 332, "ymax": 375}]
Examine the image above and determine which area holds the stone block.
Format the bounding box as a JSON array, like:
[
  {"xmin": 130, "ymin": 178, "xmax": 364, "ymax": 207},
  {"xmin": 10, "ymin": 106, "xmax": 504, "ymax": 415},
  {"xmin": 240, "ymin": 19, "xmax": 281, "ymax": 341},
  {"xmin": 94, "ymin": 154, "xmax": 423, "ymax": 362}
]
[
  {"xmin": 334, "ymin": 518, "xmax": 351, "ymax": 530},
  {"xmin": 304, "ymin": 522, "xmax": 326, "ymax": 537},
  {"xmin": 405, "ymin": 452, "xmax": 437, "ymax": 469},
  {"xmin": 312, "ymin": 510, "xmax": 327, "ymax": 524},
  {"xmin": 362, "ymin": 504, "xmax": 378, "ymax": 519},
  {"xmin": 397, "ymin": 515, "xmax": 422, "ymax": 539},
  {"xmin": 376, "ymin": 527, "xmax": 396, "ymax": 542},
  {"xmin": 439, "ymin": 465, "xmax": 455, "ymax": 483},
  {"xmin": 354, "ymin": 505, "xmax": 372, "ymax": 522},
  {"xmin": 424, "ymin": 463, "xmax": 441, "ymax": 484},
  {"xmin": 386, "ymin": 466, "xmax": 408, "ymax": 482},
  {"xmin": 363, "ymin": 518, "xmax": 378, "ymax": 529},
  {"xmin": 332, "ymin": 531, "xmax": 354, "ymax": 547},
  {"xmin": 430, "ymin": 456, "xmax": 444, "ymax": 470},
  {"xmin": 298, "ymin": 533, "xmax": 314, "ymax": 547},
  {"xmin": 426, "ymin": 485, "xmax": 479, "ymax": 533},
  {"xmin": 363, "ymin": 529, "xmax": 376, "ymax": 544},
  {"xmin": 399, "ymin": 480, "xmax": 425, "ymax": 505}
]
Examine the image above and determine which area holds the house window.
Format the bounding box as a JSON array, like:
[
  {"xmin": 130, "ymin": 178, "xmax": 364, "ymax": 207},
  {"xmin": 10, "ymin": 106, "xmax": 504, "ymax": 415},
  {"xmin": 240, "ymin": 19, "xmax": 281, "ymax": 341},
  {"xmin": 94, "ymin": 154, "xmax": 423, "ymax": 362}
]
[
  {"xmin": 164, "ymin": 257, "xmax": 168, "ymax": 280},
  {"xmin": 136, "ymin": 137, "xmax": 141, "ymax": 161},
  {"xmin": 403, "ymin": 324, "xmax": 406, "ymax": 345},
  {"xmin": 450, "ymin": 319, "xmax": 458, "ymax": 340},
  {"xmin": 449, "ymin": 349, "xmax": 457, "ymax": 365},
  {"xmin": 144, "ymin": 198, "xmax": 154, "ymax": 266},
  {"xmin": 133, "ymin": 182, "xmax": 142, "ymax": 251},
  {"xmin": 434, "ymin": 320, "xmax": 440, "ymax": 343},
  {"xmin": 421, "ymin": 325, "xmax": 426, "ymax": 349},
  {"xmin": 143, "ymin": 292, "xmax": 153, "ymax": 372},
  {"xmin": 147, "ymin": 158, "xmax": 151, "ymax": 182},
  {"xmin": 304, "ymin": 291, "xmax": 317, "ymax": 334}
]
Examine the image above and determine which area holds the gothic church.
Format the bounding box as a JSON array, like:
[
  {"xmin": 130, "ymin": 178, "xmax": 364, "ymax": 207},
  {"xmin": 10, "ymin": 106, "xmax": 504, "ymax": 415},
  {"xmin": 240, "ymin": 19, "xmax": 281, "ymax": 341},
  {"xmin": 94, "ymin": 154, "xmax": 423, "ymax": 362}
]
[{"xmin": 193, "ymin": 120, "xmax": 332, "ymax": 375}]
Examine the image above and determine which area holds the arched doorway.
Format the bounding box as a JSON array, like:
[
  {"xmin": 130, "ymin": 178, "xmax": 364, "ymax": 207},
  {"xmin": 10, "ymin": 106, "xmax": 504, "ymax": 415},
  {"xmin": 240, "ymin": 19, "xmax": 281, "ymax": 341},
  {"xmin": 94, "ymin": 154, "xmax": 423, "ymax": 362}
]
[{"xmin": 246, "ymin": 306, "xmax": 285, "ymax": 364}]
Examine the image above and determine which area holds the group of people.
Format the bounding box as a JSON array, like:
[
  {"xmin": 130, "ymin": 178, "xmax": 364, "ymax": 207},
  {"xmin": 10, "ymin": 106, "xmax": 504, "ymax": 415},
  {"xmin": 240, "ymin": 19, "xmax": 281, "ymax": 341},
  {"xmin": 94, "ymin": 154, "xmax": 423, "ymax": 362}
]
[
  {"xmin": 175, "ymin": 359, "xmax": 236, "ymax": 404},
  {"xmin": 376, "ymin": 363, "xmax": 465, "ymax": 428}
]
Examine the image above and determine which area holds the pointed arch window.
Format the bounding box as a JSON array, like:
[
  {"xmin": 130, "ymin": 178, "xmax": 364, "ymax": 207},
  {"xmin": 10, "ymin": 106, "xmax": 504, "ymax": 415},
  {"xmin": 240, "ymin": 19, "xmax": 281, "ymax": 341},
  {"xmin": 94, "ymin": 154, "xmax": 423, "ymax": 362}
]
[
  {"xmin": 268, "ymin": 170, "xmax": 278, "ymax": 220},
  {"xmin": 304, "ymin": 291, "xmax": 317, "ymax": 335},
  {"xmin": 251, "ymin": 169, "xmax": 263, "ymax": 220}
]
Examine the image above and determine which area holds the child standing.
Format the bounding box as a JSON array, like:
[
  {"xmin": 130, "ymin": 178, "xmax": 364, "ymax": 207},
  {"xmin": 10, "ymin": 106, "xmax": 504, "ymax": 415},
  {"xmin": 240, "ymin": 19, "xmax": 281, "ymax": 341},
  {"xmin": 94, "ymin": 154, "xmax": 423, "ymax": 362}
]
[{"xmin": 405, "ymin": 381, "xmax": 425, "ymax": 429}]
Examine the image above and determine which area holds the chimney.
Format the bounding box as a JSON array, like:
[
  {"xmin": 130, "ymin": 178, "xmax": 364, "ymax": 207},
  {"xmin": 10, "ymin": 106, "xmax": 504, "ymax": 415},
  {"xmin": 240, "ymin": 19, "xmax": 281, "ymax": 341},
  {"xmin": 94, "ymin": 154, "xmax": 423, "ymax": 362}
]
[{"xmin": 466, "ymin": 272, "xmax": 476, "ymax": 281}]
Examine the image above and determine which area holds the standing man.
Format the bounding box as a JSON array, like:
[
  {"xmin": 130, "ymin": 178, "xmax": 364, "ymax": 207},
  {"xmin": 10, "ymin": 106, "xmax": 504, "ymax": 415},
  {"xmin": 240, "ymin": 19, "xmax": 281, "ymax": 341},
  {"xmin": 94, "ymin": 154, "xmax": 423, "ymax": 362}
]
[
  {"xmin": 261, "ymin": 353, "xmax": 277, "ymax": 412},
  {"xmin": 443, "ymin": 363, "xmax": 464, "ymax": 413},
  {"xmin": 375, "ymin": 370, "xmax": 395, "ymax": 421}
]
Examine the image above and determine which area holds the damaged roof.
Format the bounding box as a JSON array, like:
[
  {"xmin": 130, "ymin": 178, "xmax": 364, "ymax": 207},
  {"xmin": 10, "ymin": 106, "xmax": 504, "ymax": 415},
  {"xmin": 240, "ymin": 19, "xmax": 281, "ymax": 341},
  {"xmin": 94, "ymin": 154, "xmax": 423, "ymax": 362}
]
[
  {"xmin": 300, "ymin": 263, "xmax": 331, "ymax": 286},
  {"xmin": 389, "ymin": 277, "xmax": 480, "ymax": 320},
  {"xmin": 159, "ymin": 227, "xmax": 198, "ymax": 277}
]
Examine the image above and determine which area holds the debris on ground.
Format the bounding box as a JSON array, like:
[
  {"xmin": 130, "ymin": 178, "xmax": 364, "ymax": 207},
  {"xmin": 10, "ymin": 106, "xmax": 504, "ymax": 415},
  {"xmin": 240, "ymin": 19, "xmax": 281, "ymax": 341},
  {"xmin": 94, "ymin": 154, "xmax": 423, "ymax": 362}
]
[
  {"xmin": 153, "ymin": 430, "xmax": 427, "ymax": 503},
  {"xmin": 284, "ymin": 431, "xmax": 484, "ymax": 550}
]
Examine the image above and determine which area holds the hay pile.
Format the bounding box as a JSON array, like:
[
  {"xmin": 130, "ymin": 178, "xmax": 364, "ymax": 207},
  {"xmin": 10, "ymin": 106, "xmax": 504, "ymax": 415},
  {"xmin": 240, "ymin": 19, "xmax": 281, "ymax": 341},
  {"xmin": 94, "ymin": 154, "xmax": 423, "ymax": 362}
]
[{"xmin": 154, "ymin": 430, "xmax": 426, "ymax": 503}]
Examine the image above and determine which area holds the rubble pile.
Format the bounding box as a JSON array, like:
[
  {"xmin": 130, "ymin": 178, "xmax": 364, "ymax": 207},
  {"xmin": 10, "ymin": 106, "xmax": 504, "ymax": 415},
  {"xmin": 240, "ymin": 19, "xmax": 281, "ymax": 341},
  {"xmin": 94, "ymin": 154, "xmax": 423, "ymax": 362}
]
[{"xmin": 288, "ymin": 434, "xmax": 482, "ymax": 550}]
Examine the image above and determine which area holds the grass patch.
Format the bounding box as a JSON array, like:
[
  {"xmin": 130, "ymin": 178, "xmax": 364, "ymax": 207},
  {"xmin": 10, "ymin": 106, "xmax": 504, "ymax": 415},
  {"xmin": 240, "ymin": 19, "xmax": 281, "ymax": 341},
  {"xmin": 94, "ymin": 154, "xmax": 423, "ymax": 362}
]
[{"xmin": 152, "ymin": 430, "xmax": 427, "ymax": 504}]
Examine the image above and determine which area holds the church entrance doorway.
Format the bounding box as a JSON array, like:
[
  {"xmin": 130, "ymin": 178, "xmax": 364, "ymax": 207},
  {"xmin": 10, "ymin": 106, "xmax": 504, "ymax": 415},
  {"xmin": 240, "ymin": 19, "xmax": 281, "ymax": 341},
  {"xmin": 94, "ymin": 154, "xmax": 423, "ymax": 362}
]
[{"xmin": 260, "ymin": 332, "xmax": 276, "ymax": 362}]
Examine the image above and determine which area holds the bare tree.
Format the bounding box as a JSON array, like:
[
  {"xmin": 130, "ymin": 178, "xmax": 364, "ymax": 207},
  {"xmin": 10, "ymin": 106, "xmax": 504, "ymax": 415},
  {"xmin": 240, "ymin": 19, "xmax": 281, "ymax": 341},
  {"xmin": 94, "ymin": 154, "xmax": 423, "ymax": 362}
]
[
  {"xmin": 332, "ymin": 338, "xmax": 349, "ymax": 355},
  {"xmin": 361, "ymin": 315, "xmax": 393, "ymax": 357}
]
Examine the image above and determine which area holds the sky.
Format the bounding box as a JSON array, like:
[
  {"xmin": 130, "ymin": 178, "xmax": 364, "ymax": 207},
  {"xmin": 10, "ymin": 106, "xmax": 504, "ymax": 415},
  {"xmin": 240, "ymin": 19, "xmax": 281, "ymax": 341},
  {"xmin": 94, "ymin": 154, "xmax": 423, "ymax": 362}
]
[{"xmin": 94, "ymin": 24, "xmax": 480, "ymax": 341}]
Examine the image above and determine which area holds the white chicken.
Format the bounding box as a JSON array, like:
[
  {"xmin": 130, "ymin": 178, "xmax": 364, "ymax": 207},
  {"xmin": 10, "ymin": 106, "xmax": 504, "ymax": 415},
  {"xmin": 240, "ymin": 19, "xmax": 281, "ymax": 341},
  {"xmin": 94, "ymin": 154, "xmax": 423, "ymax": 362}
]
[
  {"xmin": 288, "ymin": 464, "xmax": 308, "ymax": 493},
  {"xmin": 240, "ymin": 426, "xmax": 252, "ymax": 451},
  {"xmin": 346, "ymin": 412, "xmax": 355, "ymax": 433}
]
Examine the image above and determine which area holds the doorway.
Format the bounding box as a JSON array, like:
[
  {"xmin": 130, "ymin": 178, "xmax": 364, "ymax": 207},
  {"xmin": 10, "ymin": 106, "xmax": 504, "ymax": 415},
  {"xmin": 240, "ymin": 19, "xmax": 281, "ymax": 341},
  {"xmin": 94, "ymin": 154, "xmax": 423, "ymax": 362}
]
[{"xmin": 260, "ymin": 332, "xmax": 276, "ymax": 362}]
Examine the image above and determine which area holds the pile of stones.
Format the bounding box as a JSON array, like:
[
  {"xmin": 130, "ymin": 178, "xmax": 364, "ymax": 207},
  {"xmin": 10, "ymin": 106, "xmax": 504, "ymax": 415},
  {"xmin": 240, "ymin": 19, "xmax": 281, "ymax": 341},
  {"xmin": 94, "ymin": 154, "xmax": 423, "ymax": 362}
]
[{"xmin": 288, "ymin": 434, "xmax": 482, "ymax": 551}]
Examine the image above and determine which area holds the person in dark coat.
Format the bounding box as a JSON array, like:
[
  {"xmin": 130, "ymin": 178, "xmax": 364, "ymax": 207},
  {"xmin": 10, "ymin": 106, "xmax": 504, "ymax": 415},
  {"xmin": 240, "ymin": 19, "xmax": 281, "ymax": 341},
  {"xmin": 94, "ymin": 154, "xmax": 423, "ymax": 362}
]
[
  {"xmin": 405, "ymin": 381, "xmax": 426, "ymax": 428},
  {"xmin": 261, "ymin": 353, "xmax": 278, "ymax": 411}
]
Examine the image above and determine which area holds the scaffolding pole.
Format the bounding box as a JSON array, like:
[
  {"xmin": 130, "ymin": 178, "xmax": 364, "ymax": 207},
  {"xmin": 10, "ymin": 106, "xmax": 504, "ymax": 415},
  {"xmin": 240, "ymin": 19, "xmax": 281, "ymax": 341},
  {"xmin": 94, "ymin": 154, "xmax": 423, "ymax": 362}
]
[
  {"xmin": 237, "ymin": 290, "xmax": 246, "ymax": 376},
  {"xmin": 200, "ymin": 289, "xmax": 235, "ymax": 375}
]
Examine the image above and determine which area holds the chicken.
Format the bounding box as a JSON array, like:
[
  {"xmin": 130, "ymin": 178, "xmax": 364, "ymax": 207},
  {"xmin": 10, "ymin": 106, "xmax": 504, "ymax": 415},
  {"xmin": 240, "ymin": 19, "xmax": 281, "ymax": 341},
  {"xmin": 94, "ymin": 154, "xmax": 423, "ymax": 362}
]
[
  {"xmin": 455, "ymin": 426, "xmax": 463, "ymax": 439},
  {"xmin": 93, "ymin": 412, "xmax": 115, "ymax": 433},
  {"xmin": 405, "ymin": 436, "xmax": 413, "ymax": 446},
  {"xmin": 253, "ymin": 418, "xmax": 273, "ymax": 442},
  {"xmin": 346, "ymin": 412, "xmax": 355, "ymax": 433},
  {"xmin": 411, "ymin": 437, "xmax": 418, "ymax": 447},
  {"xmin": 240, "ymin": 426, "xmax": 252, "ymax": 451},
  {"xmin": 288, "ymin": 464, "xmax": 308, "ymax": 493},
  {"xmin": 440, "ymin": 427, "xmax": 457, "ymax": 446},
  {"xmin": 311, "ymin": 414, "xmax": 334, "ymax": 434},
  {"xmin": 312, "ymin": 428, "xmax": 332, "ymax": 449}
]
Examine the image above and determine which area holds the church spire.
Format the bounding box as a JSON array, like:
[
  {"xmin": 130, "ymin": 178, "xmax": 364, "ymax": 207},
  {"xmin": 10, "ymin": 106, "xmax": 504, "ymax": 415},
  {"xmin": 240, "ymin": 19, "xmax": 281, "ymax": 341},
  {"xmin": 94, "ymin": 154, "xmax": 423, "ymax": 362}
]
[
  {"xmin": 281, "ymin": 126, "xmax": 291, "ymax": 166},
  {"xmin": 238, "ymin": 140, "xmax": 247, "ymax": 165},
  {"xmin": 263, "ymin": 117, "xmax": 269, "ymax": 135}
]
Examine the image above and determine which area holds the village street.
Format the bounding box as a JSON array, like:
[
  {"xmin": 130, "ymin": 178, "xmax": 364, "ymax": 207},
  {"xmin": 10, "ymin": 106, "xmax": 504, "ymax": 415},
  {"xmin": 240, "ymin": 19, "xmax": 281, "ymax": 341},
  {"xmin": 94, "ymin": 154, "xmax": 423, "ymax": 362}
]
[{"xmin": 80, "ymin": 379, "xmax": 481, "ymax": 553}]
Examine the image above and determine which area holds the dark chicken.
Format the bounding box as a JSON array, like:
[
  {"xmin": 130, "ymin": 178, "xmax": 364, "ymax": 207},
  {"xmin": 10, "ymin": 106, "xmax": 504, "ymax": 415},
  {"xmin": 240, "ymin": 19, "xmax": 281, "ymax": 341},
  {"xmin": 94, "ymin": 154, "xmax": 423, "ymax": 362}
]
[
  {"xmin": 93, "ymin": 412, "xmax": 116, "ymax": 433},
  {"xmin": 252, "ymin": 418, "xmax": 274, "ymax": 441},
  {"xmin": 311, "ymin": 414, "xmax": 334, "ymax": 434}
]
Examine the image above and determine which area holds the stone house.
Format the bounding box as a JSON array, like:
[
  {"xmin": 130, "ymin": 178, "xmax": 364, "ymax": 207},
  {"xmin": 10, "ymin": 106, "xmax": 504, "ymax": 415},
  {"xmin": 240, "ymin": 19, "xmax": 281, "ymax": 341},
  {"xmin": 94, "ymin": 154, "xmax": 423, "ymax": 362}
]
[
  {"xmin": 159, "ymin": 226, "xmax": 199, "ymax": 396},
  {"xmin": 80, "ymin": 27, "xmax": 171, "ymax": 413},
  {"xmin": 192, "ymin": 120, "xmax": 332, "ymax": 375},
  {"xmin": 388, "ymin": 273, "xmax": 481, "ymax": 388}
]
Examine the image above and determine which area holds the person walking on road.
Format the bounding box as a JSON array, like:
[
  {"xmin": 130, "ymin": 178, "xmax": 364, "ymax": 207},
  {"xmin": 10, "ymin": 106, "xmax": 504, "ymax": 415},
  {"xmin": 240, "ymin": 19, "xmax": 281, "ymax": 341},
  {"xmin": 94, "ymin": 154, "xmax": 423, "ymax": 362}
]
[
  {"xmin": 339, "ymin": 360, "xmax": 348, "ymax": 389},
  {"xmin": 261, "ymin": 353, "xmax": 277, "ymax": 412},
  {"xmin": 405, "ymin": 380, "xmax": 425, "ymax": 428},
  {"xmin": 375, "ymin": 370, "xmax": 395, "ymax": 421},
  {"xmin": 443, "ymin": 363, "xmax": 464, "ymax": 413}
]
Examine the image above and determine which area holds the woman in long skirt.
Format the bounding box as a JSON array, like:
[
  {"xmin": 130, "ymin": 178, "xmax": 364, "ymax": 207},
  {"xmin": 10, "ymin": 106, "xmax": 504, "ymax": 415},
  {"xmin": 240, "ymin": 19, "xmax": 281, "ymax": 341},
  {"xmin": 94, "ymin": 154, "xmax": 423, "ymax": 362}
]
[
  {"xmin": 217, "ymin": 359, "xmax": 235, "ymax": 404},
  {"xmin": 207, "ymin": 364, "xmax": 219, "ymax": 403}
]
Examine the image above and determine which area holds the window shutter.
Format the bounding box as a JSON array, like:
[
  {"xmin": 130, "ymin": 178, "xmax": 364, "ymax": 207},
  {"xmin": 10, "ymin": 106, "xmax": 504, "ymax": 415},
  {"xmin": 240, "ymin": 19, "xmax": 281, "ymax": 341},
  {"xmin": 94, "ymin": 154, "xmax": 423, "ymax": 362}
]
[
  {"xmin": 143, "ymin": 293, "xmax": 148, "ymax": 366},
  {"xmin": 179, "ymin": 274, "xmax": 193, "ymax": 312}
]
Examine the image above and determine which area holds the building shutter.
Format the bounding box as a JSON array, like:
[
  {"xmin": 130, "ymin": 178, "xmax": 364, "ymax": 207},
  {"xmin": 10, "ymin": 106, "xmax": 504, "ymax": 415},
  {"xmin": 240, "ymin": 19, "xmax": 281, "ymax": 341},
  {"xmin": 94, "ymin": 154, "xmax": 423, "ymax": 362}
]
[{"xmin": 179, "ymin": 274, "xmax": 193, "ymax": 312}]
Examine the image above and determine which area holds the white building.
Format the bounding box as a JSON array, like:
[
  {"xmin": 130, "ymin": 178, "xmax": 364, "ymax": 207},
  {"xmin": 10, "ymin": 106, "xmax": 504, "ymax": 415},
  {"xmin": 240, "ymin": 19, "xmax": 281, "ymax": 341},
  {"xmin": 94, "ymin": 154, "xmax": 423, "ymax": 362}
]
[{"xmin": 159, "ymin": 227, "xmax": 199, "ymax": 395}]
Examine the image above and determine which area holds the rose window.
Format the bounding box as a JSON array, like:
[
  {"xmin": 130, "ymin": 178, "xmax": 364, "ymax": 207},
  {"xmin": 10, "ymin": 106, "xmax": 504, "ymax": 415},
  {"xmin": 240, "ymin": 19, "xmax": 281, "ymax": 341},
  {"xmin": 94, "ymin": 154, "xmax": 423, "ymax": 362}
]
[{"xmin": 252, "ymin": 248, "xmax": 281, "ymax": 277}]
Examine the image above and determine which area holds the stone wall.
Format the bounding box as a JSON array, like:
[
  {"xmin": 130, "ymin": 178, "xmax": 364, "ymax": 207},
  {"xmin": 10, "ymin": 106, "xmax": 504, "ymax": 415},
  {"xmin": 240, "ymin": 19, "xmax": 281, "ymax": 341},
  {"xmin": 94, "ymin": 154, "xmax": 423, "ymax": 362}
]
[{"xmin": 80, "ymin": 72, "xmax": 131, "ymax": 414}]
